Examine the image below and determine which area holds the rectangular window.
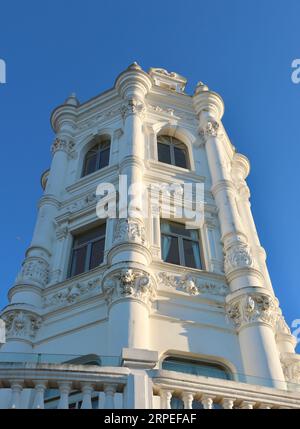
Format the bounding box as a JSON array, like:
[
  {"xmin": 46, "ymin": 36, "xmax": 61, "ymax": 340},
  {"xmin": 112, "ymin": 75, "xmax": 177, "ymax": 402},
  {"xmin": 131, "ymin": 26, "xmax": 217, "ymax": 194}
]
[
  {"xmin": 69, "ymin": 224, "xmax": 106, "ymax": 277},
  {"xmin": 160, "ymin": 220, "xmax": 202, "ymax": 269}
]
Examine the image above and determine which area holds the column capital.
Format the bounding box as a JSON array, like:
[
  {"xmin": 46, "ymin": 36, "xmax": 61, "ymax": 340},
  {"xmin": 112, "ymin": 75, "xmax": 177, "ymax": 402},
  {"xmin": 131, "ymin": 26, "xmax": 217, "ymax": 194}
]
[
  {"xmin": 226, "ymin": 291, "xmax": 279, "ymax": 331},
  {"xmin": 51, "ymin": 137, "xmax": 75, "ymax": 157}
]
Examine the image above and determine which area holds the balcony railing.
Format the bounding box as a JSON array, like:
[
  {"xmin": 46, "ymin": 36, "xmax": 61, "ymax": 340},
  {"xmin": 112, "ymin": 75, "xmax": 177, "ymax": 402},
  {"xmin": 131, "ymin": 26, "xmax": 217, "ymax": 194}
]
[
  {"xmin": 151, "ymin": 370, "xmax": 300, "ymax": 409},
  {"xmin": 0, "ymin": 362, "xmax": 300, "ymax": 409}
]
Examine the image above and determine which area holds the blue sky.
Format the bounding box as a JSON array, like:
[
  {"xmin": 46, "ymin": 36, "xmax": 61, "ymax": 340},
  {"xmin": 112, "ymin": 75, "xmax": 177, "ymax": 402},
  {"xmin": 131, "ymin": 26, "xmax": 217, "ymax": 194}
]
[{"xmin": 0, "ymin": 0, "xmax": 299, "ymax": 350}]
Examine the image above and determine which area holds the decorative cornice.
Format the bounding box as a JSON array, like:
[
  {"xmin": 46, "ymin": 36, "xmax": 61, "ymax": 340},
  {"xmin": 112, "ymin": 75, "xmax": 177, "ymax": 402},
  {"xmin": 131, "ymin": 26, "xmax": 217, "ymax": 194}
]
[
  {"xmin": 102, "ymin": 269, "xmax": 156, "ymax": 307},
  {"xmin": 226, "ymin": 293, "xmax": 278, "ymax": 330},
  {"xmin": 1, "ymin": 310, "xmax": 42, "ymax": 340},
  {"xmin": 43, "ymin": 276, "xmax": 102, "ymax": 309},
  {"xmin": 156, "ymin": 272, "xmax": 229, "ymax": 297}
]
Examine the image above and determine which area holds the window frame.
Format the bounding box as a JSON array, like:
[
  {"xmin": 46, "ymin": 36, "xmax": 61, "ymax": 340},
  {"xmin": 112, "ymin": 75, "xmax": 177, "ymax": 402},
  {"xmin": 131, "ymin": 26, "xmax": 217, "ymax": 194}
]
[
  {"xmin": 69, "ymin": 224, "xmax": 106, "ymax": 278},
  {"xmin": 157, "ymin": 135, "xmax": 189, "ymax": 169},
  {"xmin": 160, "ymin": 220, "xmax": 202, "ymax": 269},
  {"xmin": 82, "ymin": 139, "xmax": 111, "ymax": 177}
]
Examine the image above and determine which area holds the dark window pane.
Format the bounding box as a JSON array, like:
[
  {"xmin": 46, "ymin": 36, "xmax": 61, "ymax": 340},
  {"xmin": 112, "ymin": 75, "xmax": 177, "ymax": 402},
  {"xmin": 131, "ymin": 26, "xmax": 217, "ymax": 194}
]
[
  {"xmin": 174, "ymin": 146, "xmax": 187, "ymax": 168},
  {"xmin": 161, "ymin": 234, "xmax": 180, "ymax": 265},
  {"xmin": 158, "ymin": 143, "xmax": 171, "ymax": 164},
  {"xmin": 168, "ymin": 221, "xmax": 191, "ymax": 237},
  {"xmin": 71, "ymin": 246, "xmax": 87, "ymax": 276},
  {"xmin": 75, "ymin": 225, "xmax": 106, "ymax": 246},
  {"xmin": 84, "ymin": 153, "xmax": 97, "ymax": 176},
  {"xmin": 183, "ymin": 239, "xmax": 201, "ymax": 269},
  {"xmin": 171, "ymin": 397, "xmax": 184, "ymax": 409},
  {"xmin": 162, "ymin": 358, "xmax": 231, "ymax": 380},
  {"xmin": 89, "ymin": 239, "xmax": 105, "ymax": 269},
  {"xmin": 99, "ymin": 147, "xmax": 110, "ymax": 169}
]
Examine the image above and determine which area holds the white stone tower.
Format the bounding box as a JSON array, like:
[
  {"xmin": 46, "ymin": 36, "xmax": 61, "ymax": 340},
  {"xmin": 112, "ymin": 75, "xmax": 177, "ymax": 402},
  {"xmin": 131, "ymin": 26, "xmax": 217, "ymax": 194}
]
[{"xmin": 0, "ymin": 64, "xmax": 299, "ymax": 409}]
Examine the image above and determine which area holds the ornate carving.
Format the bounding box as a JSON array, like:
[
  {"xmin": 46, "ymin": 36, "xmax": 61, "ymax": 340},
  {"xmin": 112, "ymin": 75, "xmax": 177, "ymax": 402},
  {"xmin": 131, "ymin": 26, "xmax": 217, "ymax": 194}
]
[
  {"xmin": 102, "ymin": 269, "xmax": 156, "ymax": 306},
  {"xmin": 200, "ymin": 120, "xmax": 222, "ymax": 139},
  {"xmin": 55, "ymin": 225, "xmax": 69, "ymax": 240},
  {"xmin": 157, "ymin": 272, "xmax": 229, "ymax": 297},
  {"xmin": 226, "ymin": 293, "xmax": 278, "ymax": 330},
  {"xmin": 224, "ymin": 243, "xmax": 254, "ymax": 273},
  {"xmin": 281, "ymin": 356, "xmax": 300, "ymax": 385},
  {"xmin": 43, "ymin": 276, "xmax": 102, "ymax": 308},
  {"xmin": 16, "ymin": 258, "xmax": 49, "ymax": 287},
  {"xmin": 121, "ymin": 98, "xmax": 146, "ymax": 119},
  {"xmin": 2, "ymin": 310, "xmax": 42, "ymax": 339},
  {"xmin": 51, "ymin": 138, "xmax": 75, "ymax": 157},
  {"xmin": 114, "ymin": 218, "xmax": 147, "ymax": 246},
  {"xmin": 66, "ymin": 192, "xmax": 102, "ymax": 214}
]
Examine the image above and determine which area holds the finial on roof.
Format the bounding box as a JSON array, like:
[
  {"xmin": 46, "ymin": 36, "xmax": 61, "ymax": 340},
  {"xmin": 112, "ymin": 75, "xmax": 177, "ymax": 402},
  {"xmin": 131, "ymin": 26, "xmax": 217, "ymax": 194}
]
[
  {"xmin": 127, "ymin": 62, "xmax": 142, "ymax": 70},
  {"xmin": 194, "ymin": 81, "xmax": 209, "ymax": 94},
  {"xmin": 64, "ymin": 92, "xmax": 79, "ymax": 107}
]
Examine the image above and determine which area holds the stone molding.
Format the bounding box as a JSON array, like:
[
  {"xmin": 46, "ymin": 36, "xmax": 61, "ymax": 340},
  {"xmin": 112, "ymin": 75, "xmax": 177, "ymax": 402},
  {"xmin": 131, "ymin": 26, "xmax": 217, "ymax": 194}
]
[
  {"xmin": 156, "ymin": 272, "xmax": 228, "ymax": 297},
  {"xmin": 102, "ymin": 268, "xmax": 156, "ymax": 307},
  {"xmin": 280, "ymin": 353, "xmax": 300, "ymax": 386}
]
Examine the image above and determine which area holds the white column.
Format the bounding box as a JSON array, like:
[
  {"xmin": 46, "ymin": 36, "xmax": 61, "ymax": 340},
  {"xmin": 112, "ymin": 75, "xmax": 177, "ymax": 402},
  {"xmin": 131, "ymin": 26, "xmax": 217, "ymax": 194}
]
[
  {"xmin": 201, "ymin": 395, "xmax": 213, "ymax": 409},
  {"xmin": 193, "ymin": 86, "xmax": 286, "ymax": 389},
  {"xmin": 160, "ymin": 390, "xmax": 172, "ymax": 409},
  {"xmin": 221, "ymin": 397, "xmax": 235, "ymax": 409}
]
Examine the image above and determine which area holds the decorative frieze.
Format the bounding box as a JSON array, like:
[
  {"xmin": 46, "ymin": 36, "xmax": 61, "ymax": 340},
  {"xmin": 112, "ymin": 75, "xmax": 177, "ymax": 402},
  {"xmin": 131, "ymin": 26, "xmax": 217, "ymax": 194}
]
[
  {"xmin": 16, "ymin": 258, "xmax": 49, "ymax": 287},
  {"xmin": 102, "ymin": 269, "xmax": 156, "ymax": 306},
  {"xmin": 226, "ymin": 293, "xmax": 278, "ymax": 330},
  {"xmin": 224, "ymin": 243, "xmax": 254, "ymax": 274},
  {"xmin": 113, "ymin": 218, "xmax": 147, "ymax": 246},
  {"xmin": 2, "ymin": 310, "xmax": 42, "ymax": 340},
  {"xmin": 51, "ymin": 138, "xmax": 75, "ymax": 157},
  {"xmin": 281, "ymin": 355, "xmax": 300, "ymax": 386},
  {"xmin": 65, "ymin": 192, "xmax": 101, "ymax": 214},
  {"xmin": 156, "ymin": 272, "xmax": 229, "ymax": 297},
  {"xmin": 43, "ymin": 276, "xmax": 102, "ymax": 309}
]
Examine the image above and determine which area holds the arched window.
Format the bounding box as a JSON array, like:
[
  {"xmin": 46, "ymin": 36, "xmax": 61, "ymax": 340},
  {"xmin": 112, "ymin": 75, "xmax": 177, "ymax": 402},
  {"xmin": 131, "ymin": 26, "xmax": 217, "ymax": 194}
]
[
  {"xmin": 157, "ymin": 135, "xmax": 189, "ymax": 169},
  {"xmin": 162, "ymin": 357, "xmax": 231, "ymax": 381},
  {"xmin": 82, "ymin": 138, "xmax": 110, "ymax": 177}
]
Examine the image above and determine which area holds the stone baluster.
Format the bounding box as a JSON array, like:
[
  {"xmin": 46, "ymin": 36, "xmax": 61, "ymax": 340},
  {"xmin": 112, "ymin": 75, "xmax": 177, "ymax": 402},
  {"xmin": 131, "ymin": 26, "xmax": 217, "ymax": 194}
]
[
  {"xmin": 161, "ymin": 390, "xmax": 172, "ymax": 409},
  {"xmin": 201, "ymin": 395, "xmax": 214, "ymax": 409},
  {"xmin": 182, "ymin": 392, "xmax": 194, "ymax": 409},
  {"xmin": 80, "ymin": 384, "xmax": 93, "ymax": 409},
  {"xmin": 104, "ymin": 384, "xmax": 116, "ymax": 409},
  {"xmin": 32, "ymin": 382, "xmax": 46, "ymax": 409},
  {"xmin": 240, "ymin": 401, "xmax": 256, "ymax": 409},
  {"xmin": 221, "ymin": 397, "xmax": 235, "ymax": 409},
  {"xmin": 57, "ymin": 382, "xmax": 72, "ymax": 409},
  {"xmin": 9, "ymin": 381, "xmax": 23, "ymax": 409}
]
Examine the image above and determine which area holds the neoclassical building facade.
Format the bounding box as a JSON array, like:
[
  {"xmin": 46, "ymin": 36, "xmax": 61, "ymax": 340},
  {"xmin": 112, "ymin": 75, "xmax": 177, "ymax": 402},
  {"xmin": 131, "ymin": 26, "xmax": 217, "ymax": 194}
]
[{"xmin": 0, "ymin": 64, "xmax": 299, "ymax": 409}]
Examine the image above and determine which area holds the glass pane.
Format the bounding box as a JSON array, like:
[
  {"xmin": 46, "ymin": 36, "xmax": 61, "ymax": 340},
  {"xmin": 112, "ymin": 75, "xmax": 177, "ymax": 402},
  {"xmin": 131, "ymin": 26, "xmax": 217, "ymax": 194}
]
[
  {"xmin": 162, "ymin": 358, "xmax": 230, "ymax": 380},
  {"xmin": 158, "ymin": 143, "xmax": 171, "ymax": 164},
  {"xmin": 99, "ymin": 147, "xmax": 110, "ymax": 169},
  {"xmin": 168, "ymin": 221, "xmax": 191, "ymax": 238},
  {"xmin": 89, "ymin": 238, "xmax": 105, "ymax": 269},
  {"xmin": 71, "ymin": 246, "xmax": 87, "ymax": 276},
  {"xmin": 183, "ymin": 239, "xmax": 201, "ymax": 269},
  {"xmin": 75, "ymin": 225, "xmax": 106, "ymax": 246},
  {"xmin": 171, "ymin": 397, "xmax": 184, "ymax": 409},
  {"xmin": 84, "ymin": 153, "xmax": 97, "ymax": 176},
  {"xmin": 174, "ymin": 146, "xmax": 188, "ymax": 168},
  {"xmin": 161, "ymin": 234, "xmax": 180, "ymax": 265}
]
